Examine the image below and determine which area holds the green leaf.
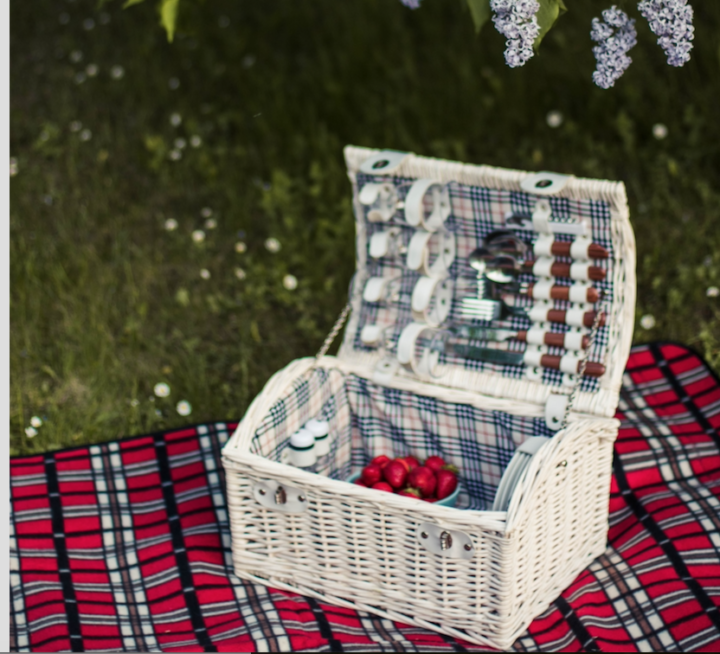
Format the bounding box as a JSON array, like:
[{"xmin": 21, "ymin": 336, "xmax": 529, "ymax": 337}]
[
  {"xmin": 466, "ymin": 0, "xmax": 491, "ymax": 34},
  {"xmin": 159, "ymin": 0, "xmax": 179, "ymax": 43},
  {"xmin": 533, "ymin": 0, "xmax": 566, "ymax": 51},
  {"xmin": 122, "ymin": 0, "xmax": 146, "ymax": 7}
]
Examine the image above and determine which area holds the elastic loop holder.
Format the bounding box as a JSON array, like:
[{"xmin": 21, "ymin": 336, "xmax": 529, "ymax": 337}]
[{"xmin": 531, "ymin": 199, "xmax": 552, "ymax": 234}]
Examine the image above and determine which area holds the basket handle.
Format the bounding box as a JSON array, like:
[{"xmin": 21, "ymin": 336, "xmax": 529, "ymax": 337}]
[{"xmin": 314, "ymin": 303, "xmax": 352, "ymax": 361}]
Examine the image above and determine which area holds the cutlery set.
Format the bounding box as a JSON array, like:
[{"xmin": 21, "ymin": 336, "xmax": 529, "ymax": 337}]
[{"xmin": 358, "ymin": 177, "xmax": 609, "ymax": 381}]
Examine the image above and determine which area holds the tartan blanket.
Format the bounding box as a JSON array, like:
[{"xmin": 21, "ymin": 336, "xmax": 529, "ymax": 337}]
[{"xmin": 10, "ymin": 342, "xmax": 720, "ymax": 652}]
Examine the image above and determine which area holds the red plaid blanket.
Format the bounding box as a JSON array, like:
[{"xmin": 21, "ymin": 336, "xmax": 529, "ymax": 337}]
[{"xmin": 10, "ymin": 343, "xmax": 720, "ymax": 652}]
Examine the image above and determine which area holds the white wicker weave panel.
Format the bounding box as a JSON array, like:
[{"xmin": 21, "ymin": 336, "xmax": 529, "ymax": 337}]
[
  {"xmin": 223, "ymin": 405, "xmax": 617, "ymax": 649},
  {"xmin": 339, "ymin": 146, "xmax": 636, "ymax": 419}
]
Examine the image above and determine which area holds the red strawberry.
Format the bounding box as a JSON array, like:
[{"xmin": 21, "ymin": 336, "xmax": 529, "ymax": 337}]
[
  {"xmin": 353, "ymin": 478, "xmax": 367, "ymax": 487},
  {"xmin": 371, "ymin": 455, "xmax": 391, "ymax": 470},
  {"xmin": 372, "ymin": 481, "xmax": 393, "ymax": 492},
  {"xmin": 424, "ymin": 497, "xmax": 438, "ymax": 503},
  {"xmin": 403, "ymin": 455, "xmax": 420, "ymax": 471},
  {"xmin": 435, "ymin": 469, "xmax": 458, "ymax": 500},
  {"xmin": 395, "ymin": 457, "xmax": 411, "ymax": 474},
  {"xmin": 398, "ymin": 488, "xmax": 422, "ymax": 499},
  {"xmin": 408, "ymin": 466, "xmax": 437, "ymax": 498},
  {"xmin": 424, "ymin": 455, "xmax": 446, "ymax": 473},
  {"xmin": 382, "ymin": 460, "xmax": 408, "ymax": 489},
  {"xmin": 361, "ymin": 463, "xmax": 382, "ymax": 487}
]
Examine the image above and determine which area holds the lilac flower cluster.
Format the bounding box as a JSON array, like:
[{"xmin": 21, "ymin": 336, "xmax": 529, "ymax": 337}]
[
  {"xmin": 638, "ymin": 0, "xmax": 694, "ymax": 67},
  {"xmin": 590, "ymin": 6, "xmax": 637, "ymax": 89},
  {"xmin": 490, "ymin": 0, "xmax": 541, "ymax": 68},
  {"xmin": 400, "ymin": 0, "xmax": 421, "ymax": 8}
]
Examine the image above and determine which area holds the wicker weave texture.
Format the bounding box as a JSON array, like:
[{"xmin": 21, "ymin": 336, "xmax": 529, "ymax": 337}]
[
  {"xmin": 223, "ymin": 150, "xmax": 632, "ymax": 648},
  {"xmin": 223, "ymin": 357, "xmax": 618, "ymax": 648}
]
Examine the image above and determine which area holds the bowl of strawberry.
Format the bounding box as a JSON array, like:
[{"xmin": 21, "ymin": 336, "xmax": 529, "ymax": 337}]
[{"xmin": 348, "ymin": 455, "xmax": 460, "ymax": 507}]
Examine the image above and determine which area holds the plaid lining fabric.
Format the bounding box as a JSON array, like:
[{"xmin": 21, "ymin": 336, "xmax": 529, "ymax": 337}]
[
  {"xmin": 351, "ymin": 173, "xmax": 615, "ymax": 394},
  {"xmin": 251, "ymin": 369, "xmax": 551, "ymax": 509},
  {"xmin": 10, "ymin": 342, "xmax": 720, "ymax": 652}
]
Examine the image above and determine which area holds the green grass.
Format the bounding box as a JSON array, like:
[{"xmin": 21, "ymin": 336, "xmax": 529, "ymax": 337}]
[{"xmin": 10, "ymin": 0, "xmax": 720, "ymax": 455}]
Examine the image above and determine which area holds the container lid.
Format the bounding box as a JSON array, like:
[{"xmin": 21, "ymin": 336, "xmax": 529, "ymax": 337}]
[{"xmin": 337, "ymin": 146, "xmax": 636, "ymax": 419}]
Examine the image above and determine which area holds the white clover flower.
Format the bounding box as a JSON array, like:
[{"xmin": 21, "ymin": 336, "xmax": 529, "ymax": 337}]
[
  {"xmin": 190, "ymin": 135, "xmax": 202, "ymax": 148},
  {"xmin": 590, "ymin": 6, "xmax": 637, "ymax": 89},
  {"xmin": 25, "ymin": 427, "xmax": 38, "ymax": 438},
  {"xmin": 164, "ymin": 218, "xmax": 178, "ymax": 231},
  {"xmin": 707, "ymin": 286, "xmax": 719, "ymax": 298},
  {"xmin": 155, "ymin": 409, "xmax": 163, "ymax": 417},
  {"xmin": 638, "ymin": 0, "xmax": 694, "ymax": 67},
  {"xmin": 168, "ymin": 149, "xmax": 182, "ymax": 161},
  {"xmin": 283, "ymin": 274, "xmax": 298, "ymax": 291},
  {"xmin": 154, "ymin": 382, "xmax": 171, "ymax": 398},
  {"xmin": 170, "ymin": 112, "xmax": 182, "ymax": 127},
  {"xmin": 10, "ymin": 157, "xmax": 18, "ymax": 177},
  {"xmin": 30, "ymin": 416, "xmax": 43, "ymax": 428},
  {"xmin": 79, "ymin": 129, "xmax": 92, "ymax": 142},
  {"xmin": 204, "ymin": 218, "xmax": 217, "ymax": 229},
  {"xmin": 235, "ymin": 267, "xmax": 247, "ymax": 280},
  {"xmin": 235, "ymin": 241, "xmax": 247, "ymax": 253},
  {"xmin": 176, "ymin": 400, "xmax": 192, "ymax": 416},
  {"xmin": 200, "ymin": 207, "xmax": 213, "ymax": 218},
  {"xmin": 400, "ymin": 0, "xmax": 421, "ymax": 8},
  {"xmin": 110, "ymin": 65, "xmax": 125, "ymax": 80},
  {"xmin": 490, "ymin": 0, "xmax": 541, "ymax": 68},
  {"xmin": 200, "ymin": 268, "xmax": 211, "ymax": 280},
  {"xmin": 70, "ymin": 50, "xmax": 83, "ymax": 63},
  {"xmin": 546, "ymin": 111, "xmax": 563, "ymax": 128},
  {"xmin": 640, "ymin": 314, "xmax": 656, "ymax": 330},
  {"xmin": 168, "ymin": 77, "xmax": 180, "ymax": 90},
  {"xmin": 85, "ymin": 64, "xmax": 99, "ymax": 77},
  {"xmin": 703, "ymin": 255, "xmax": 713, "ymax": 267},
  {"xmin": 83, "ymin": 18, "xmax": 95, "ymax": 31},
  {"xmin": 130, "ymin": 398, "xmax": 140, "ymax": 407},
  {"xmin": 192, "ymin": 229, "xmax": 205, "ymax": 243},
  {"xmin": 174, "ymin": 137, "xmax": 187, "ymax": 150},
  {"xmin": 265, "ymin": 237, "xmax": 281, "ymax": 253},
  {"xmin": 653, "ymin": 123, "xmax": 668, "ymax": 139}
]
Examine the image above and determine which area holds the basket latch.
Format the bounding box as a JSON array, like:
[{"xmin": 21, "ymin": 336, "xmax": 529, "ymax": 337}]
[
  {"xmin": 417, "ymin": 523, "xmax": 474, "ymax": 559},
  {"xmin": 253, "ymin": 480, "xmax": 308, "ymax": 514},
  {"xmin": 545, "ymin": 393, "xmax": 569, "ymax": 431}
]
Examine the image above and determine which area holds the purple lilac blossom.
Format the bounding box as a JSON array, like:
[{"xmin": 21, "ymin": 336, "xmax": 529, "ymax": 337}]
[
  {"xmin": 400, "ymin": 0, "xmax": 421, "ymax": 8},
  {"xmin": 590, "ymin": 6, "xmax": 637, "ymax": 89},
  {"xmin": 490, "ymin": 0, "xmax": 541, "ymax": 68},
  {"xmin": 638, "ymin": 0, "xmax": 694, "ymax": 67}
]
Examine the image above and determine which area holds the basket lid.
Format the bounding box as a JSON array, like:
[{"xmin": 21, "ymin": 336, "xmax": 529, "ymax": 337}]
[{"xmin": 337, "ymin": 146, "xmax": 636, "ymax": 421}]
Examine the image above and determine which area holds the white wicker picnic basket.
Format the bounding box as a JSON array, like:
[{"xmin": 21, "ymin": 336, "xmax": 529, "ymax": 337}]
[{"xmin": 222, "ymin": 146, "xmax": 636, "ymax": 649}]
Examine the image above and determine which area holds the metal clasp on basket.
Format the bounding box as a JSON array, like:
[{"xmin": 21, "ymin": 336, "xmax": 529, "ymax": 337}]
[
  {"xmin": 253, "ymin": 480, "xmax": 308, "ymax": 514},
  {"xmin": 417, "ymin": 523, "xmax": 474, "ymax": 559}
]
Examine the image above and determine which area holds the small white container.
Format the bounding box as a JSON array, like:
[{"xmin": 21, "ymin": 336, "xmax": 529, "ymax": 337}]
[
  {"xmin": 288, "ymin": 428, "xmax": 317, "ymax": 468},
  {"xmin": 305, "ymin": 419, "xmax": 330, "ymax": 457}
]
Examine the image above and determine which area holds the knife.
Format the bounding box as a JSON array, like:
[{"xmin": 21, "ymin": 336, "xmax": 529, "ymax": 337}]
[
  {"xmin": 519, "ymin": 259, "xmax": 606, "ymax": 281},
  {"xmin": 445, "ymin": 344, "xmax": 605, "ymax": 378},
  {"xmin": 450, "ymin": 327, "xmax": 590, "ymax": 350}
]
